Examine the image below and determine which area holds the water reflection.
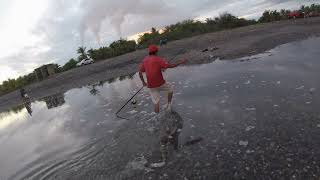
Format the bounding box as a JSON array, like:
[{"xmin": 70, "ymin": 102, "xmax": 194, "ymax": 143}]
[
  {"xmin": 42, "ymin": 93, "xmax": 65, "ymax": 109},
  {"xmin": 0, "ymin": 38, "xmax": 320, "ymax": 179}
]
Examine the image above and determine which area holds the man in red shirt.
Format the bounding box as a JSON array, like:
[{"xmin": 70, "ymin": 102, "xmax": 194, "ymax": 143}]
[{"xmin": 139, "ymin": 45, "xmax": 186, "ymax": 113}]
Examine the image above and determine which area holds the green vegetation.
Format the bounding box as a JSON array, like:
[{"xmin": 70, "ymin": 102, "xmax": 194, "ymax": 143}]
[
  {"xmin": 87, "ymin": 39, "xmax": 136, "ymax": 61},
  {"xmin": 0, "ymin": 4, "xmax": 319, "ymax": 96},
  {"xmin": 137, "ymin": 13, "xmax": 256, "ymax": 47}
]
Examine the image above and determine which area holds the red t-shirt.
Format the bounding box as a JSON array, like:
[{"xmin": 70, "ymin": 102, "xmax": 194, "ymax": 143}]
[{"xmin": 139, "ymin": 55, "xmax": 169, "ymax": 88}]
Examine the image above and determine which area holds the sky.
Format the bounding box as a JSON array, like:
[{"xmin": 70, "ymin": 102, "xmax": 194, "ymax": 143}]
[{"xmin": 0, "ymin": 0, "xmax": 319, "ymax": 83}]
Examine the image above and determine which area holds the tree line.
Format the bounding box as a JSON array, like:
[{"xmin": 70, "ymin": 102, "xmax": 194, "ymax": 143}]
[{"xmin": 1, "ymin": 4, "xmax": 319, "ymax": 96}]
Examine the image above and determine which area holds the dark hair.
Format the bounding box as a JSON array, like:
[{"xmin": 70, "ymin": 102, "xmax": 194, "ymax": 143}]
[{"xmin": 149, "ymin": 51, "xmax": 157, "ymax": 55}]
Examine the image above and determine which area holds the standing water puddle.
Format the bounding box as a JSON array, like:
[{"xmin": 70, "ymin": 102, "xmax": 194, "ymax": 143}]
[{"xmin": 1, "ymin": 38, "xmax": 320, "ymax": 179}]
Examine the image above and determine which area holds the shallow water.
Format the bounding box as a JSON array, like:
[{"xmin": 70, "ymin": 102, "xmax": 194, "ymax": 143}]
[{"xmin": 1, "ymin": 38, "xmax": 320, "ymax": 179}]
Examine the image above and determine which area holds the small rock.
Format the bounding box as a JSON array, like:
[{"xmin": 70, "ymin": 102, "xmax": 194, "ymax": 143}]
[
  {"xmin": 246, "ymin": 150, "xmax": 254, "ymax": 154},
  {"xmin": 244, "ymin": 80, "xmax": 251, "ymax": 85},
  {"xmin": 310, "ymin": 88, "xmax": 316, "ymax": 93},
  {"xmin": 127, "ymin": 110, "xmax": 138, "ymax": 114},
  {"xmin": 245, "ymin": 126, "xmax": 255, "ymax": 131},
  {"xmin": 245, "ymin": 167, "xmax": 250, "ymax": 171},
  {"xmin": 276, "ymin": 81, "xmax": 281, "ymax": 85},
  {"xmin": 317, "ymin": 124, "xmax": 320, "ymax": 128},
  {"xmin": 239, "ymin": 140, "xmax": 248, "ymax": 147},
  {"xmin": 195, "ymin": 162, "xmax": 200, "ymax": 168},
  {"xmin": 245, "ymin": 107, "xmax": 256, "ymax": 111},
  {"xmin": 296, "ymin": 86, "xmax": 304, "ymax": 90},
  {"xmin": 306, "ymin": 102, "xmax": 312, "ymax": 104},
  {"xmin": 273, "ymin": 104, "xmax": 279, "ymax": 107}
]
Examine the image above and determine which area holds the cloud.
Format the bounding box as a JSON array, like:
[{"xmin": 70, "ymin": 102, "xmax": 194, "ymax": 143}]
[{"xmin": 1, "ymin": 0, "xmax": 319, "ymax": 82}]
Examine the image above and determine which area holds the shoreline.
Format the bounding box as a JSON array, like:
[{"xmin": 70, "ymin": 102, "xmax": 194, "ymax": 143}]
[{"xmin": 1, "ymin": 17, "xmax": 320, "ymax": 112}]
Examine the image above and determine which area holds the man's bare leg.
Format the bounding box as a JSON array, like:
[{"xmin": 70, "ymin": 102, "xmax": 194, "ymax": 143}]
[
  {"xmin": 168, "ymin": 92, "xmax": 173, "ymax": 104},
  {"xmin": 154, "ymin": 102, "xmax": 160, "ymax": 113},
  {"xmin": 166, "ymin": 91, "xmax": 173, "ymax": 111}
]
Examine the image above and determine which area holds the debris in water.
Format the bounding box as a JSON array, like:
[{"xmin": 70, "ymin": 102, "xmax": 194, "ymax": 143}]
[
  {"xmin": 245, "ymin": 107, "xmax": 256, "ymax": 111},
  {"xmin": 202, "ymin": 48, "xmax": 209, "ymax": 52},
  {"xmin": 306, "ymin": 102, "xmax": 312, "ymax": 105},
  {"xmin": 246, "ymin": 149, "xmax": 254, "ymax": 154},
  {"xmin": 184, "ymin": 137, "xmax": 203, "ymax": 146},
  {"xmin": 140, "ymin": 111, "xmax": 147, "ymax": 114},
  {"xmin": 310, "ymin": 88, "xmax": 316, "ymax": 93},
  {"xmin": 131, "ymin": 99, "xmax": 137, "ymax": 105},
  {"xmin": 150, "ymin": 162, "xmax": 166, "ymax": 168},
  {"xmin": 276, "ymin": 81, "xmax": 281, "ymax": 85},
  {"xmin": 296, "ymin": 86, "xmax": 304, "ymax": 90},
  {"xmin": 127, "ymin": 110, "xmax": 138, "ymax": 114},
  {"xmin": 239, "ymin": 140, "xmax": 249, "ymax": 147},
  {"xmin": 317, "ymin": 124, "xmax": 320, "ymax": 128},
  {"xmin": 125, "ymin": 155, "xmax": 153, "ymax": 173},
  {"xmin": 221, "ymin": 81, "xmax": 228, "ymax": 84},
  {"xmin": 244, "ymin": 80, "xmax": 251, "ymax": 85},
  {"xmin": 245, "ymin": 126, "xmax": 255, "ymax": 131},
  {"xmin": 194, "ymin": 162, "xmax": 200, "ymax": 168},
  {"xmin": 273, "ymin": 104, "xmax": 279, "ymax": 107},
  {"xmin": 209, "ymin": 47, "xmax": 219, "ymax": 51}
]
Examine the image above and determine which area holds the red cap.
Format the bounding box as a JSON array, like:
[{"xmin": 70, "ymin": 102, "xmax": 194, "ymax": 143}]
[{"xmin": 148, "ymin": 44, "xmax": 159, "ymax": 54}]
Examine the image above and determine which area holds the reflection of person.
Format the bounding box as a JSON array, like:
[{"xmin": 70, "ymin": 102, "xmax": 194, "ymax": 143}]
[
  {"xmin": 139, "ymin": 45, "xmax": 187, "ymax": 113},
  {"xmin": 159, "ymin": 110, "xmax": 183, "ymax": 162},
  {"xmin": 20, "ymin": 88, "xmax": 32, "ymax": 115}
]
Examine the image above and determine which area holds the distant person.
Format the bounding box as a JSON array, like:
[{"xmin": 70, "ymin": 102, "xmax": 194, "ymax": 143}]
[
  {"xmin": 139, "ymin": 45, "xmax": 186, "ymax": 113},
  {"xmin": 159, "ymin": 39, "xmax": 167, "ymax": 46}
]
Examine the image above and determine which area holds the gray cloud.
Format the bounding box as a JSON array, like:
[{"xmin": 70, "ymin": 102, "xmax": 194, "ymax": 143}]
[{"xmin": 1, "ymin": 0, "xmax": 319, "ymax": 82}]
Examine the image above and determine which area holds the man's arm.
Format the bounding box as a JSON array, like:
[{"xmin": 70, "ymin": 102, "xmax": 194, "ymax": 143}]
[
  {"xmin": 139, "ymin": 64, "xmax": 147, "ymax": 87},
  {"xmin": 166, "ymin": 59, "xmax": 187, "ymax": 68},
  {"xmin": 139, "ymin": 71, "xmax": 147, "ymax": 87}
]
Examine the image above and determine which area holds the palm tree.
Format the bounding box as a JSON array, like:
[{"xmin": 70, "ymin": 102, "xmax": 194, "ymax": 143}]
[{"xmin": 77, "ymin": 46, "xmax": 88, "ymax": 61}]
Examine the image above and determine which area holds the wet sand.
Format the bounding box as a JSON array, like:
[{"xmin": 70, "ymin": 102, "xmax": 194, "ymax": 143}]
[{"xmin": 1, "ymin": 17, "xmax": 320, "ymax": 112}]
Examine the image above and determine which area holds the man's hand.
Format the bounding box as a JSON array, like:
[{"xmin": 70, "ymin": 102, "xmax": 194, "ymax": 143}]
[
  {"xmin": 179, "ymin": 59, "xmax": 187, "ymax": 64},
  {"xmin": 142, "ymin": 81, "xmax": 147, "ymax": 87}
]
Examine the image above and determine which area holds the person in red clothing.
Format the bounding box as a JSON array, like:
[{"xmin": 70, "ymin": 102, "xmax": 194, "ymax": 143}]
[{"xmin": 139, "ymin": 44, "xmax": 186, "ymax": 113}]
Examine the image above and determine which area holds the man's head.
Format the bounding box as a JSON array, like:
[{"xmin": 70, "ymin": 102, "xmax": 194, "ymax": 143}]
[{"xmin": 148, "ymin": 44, "xmax": 159, "ymax": 55}]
